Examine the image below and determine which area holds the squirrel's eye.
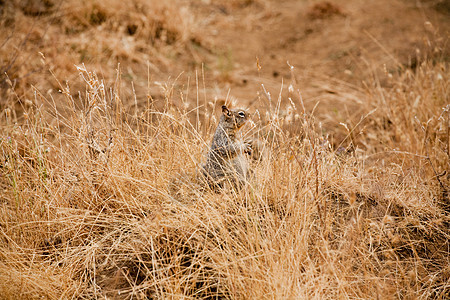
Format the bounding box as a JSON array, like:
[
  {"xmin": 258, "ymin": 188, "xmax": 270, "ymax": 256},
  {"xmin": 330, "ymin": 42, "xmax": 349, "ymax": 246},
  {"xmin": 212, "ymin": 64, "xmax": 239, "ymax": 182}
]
[{"xmin": 238, "ymin": 111, "xmax": 246, "ymax": 118}]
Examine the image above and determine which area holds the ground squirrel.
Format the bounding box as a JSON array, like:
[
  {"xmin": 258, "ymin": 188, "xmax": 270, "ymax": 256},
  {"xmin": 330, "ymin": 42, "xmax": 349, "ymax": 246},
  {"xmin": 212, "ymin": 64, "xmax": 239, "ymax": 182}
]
[{"xmin": 202, "ymin": 105, "xmax": 251, "ymax": 189}]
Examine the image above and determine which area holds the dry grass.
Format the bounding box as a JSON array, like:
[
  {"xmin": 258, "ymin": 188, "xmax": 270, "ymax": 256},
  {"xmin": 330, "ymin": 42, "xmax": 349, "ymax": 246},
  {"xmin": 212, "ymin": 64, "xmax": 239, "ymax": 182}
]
[
  {"xmin": 0, "ymin": 0, "xmax": 197, "ymax": 108},
  {"xmin": 1, "ymin": 58, "xmax": 449, "ymax": 298},
  {"xmin": 1, "ymin": 1, "xmax": 449, "ymax": 299}
]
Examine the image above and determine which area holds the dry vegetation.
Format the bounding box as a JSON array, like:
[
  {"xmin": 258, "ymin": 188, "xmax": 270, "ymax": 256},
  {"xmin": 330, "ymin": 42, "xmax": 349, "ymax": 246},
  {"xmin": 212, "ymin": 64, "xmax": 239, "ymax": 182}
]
[{"xmin": 1, "ymin": 0, "xmax": 449, "ymax": 299}]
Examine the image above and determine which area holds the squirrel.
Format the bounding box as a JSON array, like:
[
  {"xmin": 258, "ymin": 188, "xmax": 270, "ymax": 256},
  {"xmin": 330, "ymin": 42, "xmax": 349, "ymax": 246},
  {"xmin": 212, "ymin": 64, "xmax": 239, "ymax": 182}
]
[{"xmin": 202, "ymin": 105, "xmax": 251, "ymax": 190}]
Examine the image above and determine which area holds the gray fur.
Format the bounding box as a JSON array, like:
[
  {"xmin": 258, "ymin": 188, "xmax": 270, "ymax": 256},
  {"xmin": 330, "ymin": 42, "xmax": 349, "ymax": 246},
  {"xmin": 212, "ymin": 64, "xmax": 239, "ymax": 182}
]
[{"xmin": 202, "ymin": 106, "xmax": 250, "ymax": 189}]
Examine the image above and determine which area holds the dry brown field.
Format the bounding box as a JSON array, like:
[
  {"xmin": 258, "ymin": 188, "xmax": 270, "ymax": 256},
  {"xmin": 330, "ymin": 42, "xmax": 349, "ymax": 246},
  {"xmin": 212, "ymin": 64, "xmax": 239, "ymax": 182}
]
[{"xmin": 0, "ymin": 0, "xmax": 449, "ymax": 298}]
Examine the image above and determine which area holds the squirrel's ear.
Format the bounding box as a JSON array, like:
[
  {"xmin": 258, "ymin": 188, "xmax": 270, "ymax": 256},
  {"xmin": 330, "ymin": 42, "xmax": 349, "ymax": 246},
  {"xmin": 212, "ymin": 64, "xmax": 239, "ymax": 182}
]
[{"xmin": 222, "ymin": 105, "xmax": 231, "ymax": 116}]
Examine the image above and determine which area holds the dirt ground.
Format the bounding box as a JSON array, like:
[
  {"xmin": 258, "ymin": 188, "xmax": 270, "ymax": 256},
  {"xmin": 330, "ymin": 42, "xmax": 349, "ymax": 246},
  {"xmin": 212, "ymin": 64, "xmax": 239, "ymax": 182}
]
[
  {"xmin": 0, "ymin": 0, "xmax": 449, "ymax": 139},
  {"xmin": 191, "ymin": 0, "xmax": 448, "ymax": 112},
  {"xmin": 2, "ymin": 0, "xmax": 449, "ymax": 106}
]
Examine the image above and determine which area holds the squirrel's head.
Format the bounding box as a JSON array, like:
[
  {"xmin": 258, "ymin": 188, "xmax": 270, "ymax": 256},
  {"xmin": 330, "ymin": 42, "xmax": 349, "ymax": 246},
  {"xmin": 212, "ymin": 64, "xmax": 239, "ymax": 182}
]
[{"xmin": 221, "ymin": 105, "xmax": 249, "ymax": 130}]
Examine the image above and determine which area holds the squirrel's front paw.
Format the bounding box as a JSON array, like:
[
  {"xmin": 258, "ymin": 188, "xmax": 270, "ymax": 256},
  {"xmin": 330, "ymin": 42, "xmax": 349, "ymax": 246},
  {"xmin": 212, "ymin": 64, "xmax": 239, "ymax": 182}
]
[{"xmin": 243, "ymin": 142, "xmax": 252, "ymax": 154}]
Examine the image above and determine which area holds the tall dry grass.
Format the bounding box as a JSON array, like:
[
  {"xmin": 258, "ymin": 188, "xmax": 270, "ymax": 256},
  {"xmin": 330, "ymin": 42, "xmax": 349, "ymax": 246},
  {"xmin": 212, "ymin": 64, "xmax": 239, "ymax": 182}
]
[
  {"xmin": 1, "ymin": 52, "xmax": 449, "ymax": 299},
  {"xmin": 0, "ymin": 0, "xmax": 198, "ymax": 112}
]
